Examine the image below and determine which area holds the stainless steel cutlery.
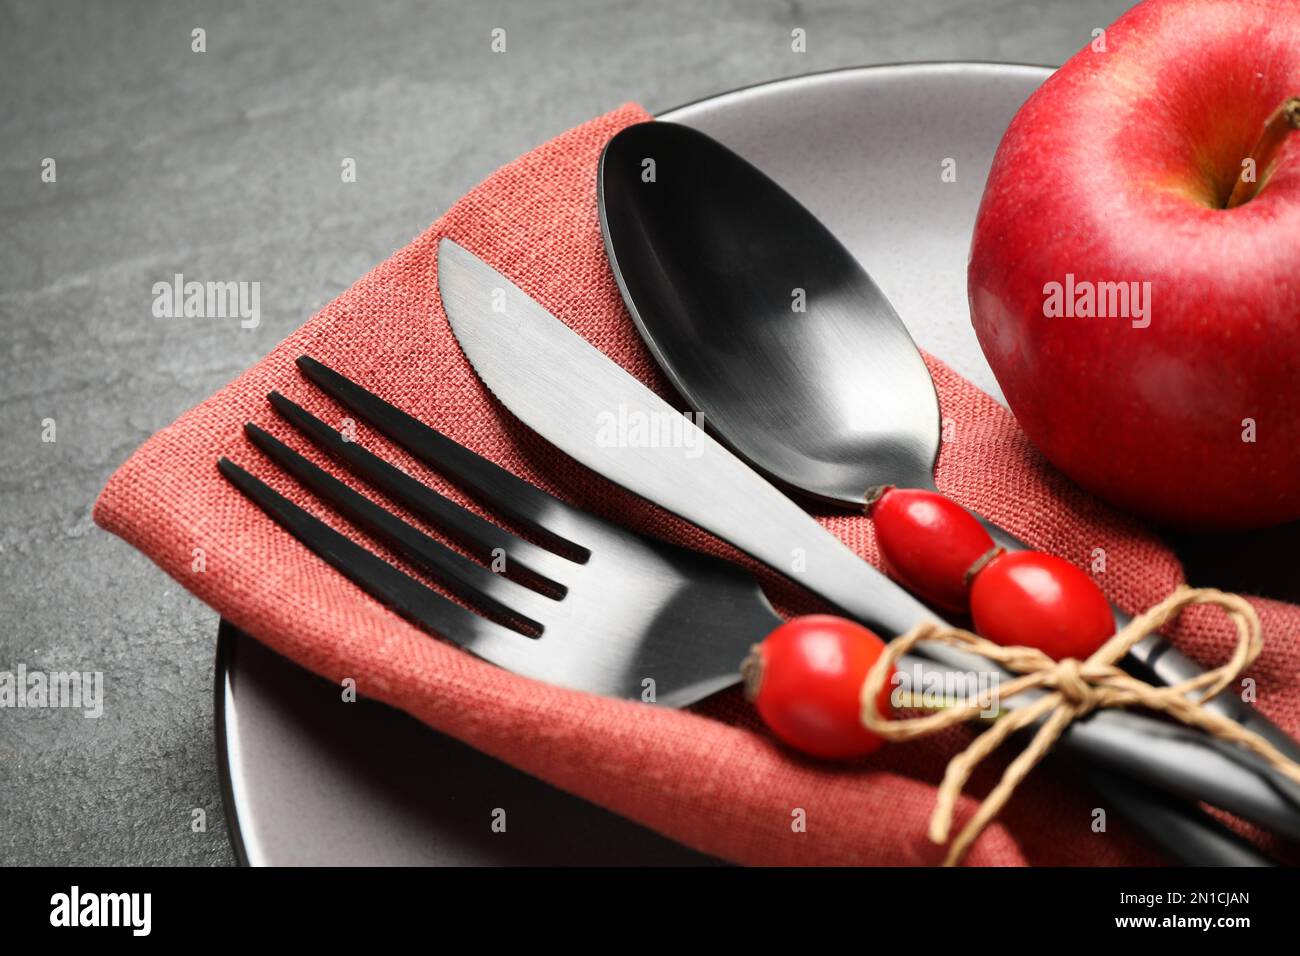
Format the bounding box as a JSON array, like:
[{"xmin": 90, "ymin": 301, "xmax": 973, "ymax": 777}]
[
  {"xmin": 220, "ymin": 352, "xmax": 1276, "ymax": 864},
  {"xmin": 216, "ymin": 167, "xmax": 1300, "ymax": 865},
  {"xmin": 437, "ymin": 238, "xmax": 1300, "ymax": 857}
]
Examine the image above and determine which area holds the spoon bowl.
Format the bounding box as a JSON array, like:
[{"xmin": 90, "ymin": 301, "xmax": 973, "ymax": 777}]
[{"xmin": 598, "ymin": 121, "xmax": 941, "ymax": 505}]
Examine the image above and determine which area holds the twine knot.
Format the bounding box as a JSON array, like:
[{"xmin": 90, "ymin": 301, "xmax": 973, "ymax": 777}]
[
  {"xmin": 860, "ymin": 585, "xmax": 1300, "ymax": 866},
  {"xmin": 1046, "ymin": 658, "xmax": 1097, "ymax": 713}
]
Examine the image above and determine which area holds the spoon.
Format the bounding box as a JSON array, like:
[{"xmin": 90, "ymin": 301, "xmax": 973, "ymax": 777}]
[{"xmin": 597, "ymin": 119, "xmax": 1300, "ymax": 767}]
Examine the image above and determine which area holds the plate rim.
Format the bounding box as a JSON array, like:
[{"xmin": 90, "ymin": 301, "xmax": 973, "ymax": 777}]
[
  {"xmin": 214, "ymin": 623, "xmax": 254, "ymax": 866},
  {"xmin": 213, "ymin": 58, "xmax": 1054, "ymax": 867},
  {"xmin": 655, "ymin": 58, "xmax": 1052, "ymax": 121}
]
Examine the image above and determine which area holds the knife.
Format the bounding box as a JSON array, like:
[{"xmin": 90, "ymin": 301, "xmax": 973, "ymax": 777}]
[{"xmin": 436, "ymin": 237, "xmax": 1300, "ymax": 841}]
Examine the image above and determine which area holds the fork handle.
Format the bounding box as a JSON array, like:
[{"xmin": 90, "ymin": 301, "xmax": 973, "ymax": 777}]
[{"xmin": 776, "ymin": 511, "xmax": 1300, "ymax": 838}]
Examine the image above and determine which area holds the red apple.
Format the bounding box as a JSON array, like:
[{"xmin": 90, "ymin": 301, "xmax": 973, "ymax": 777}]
[{"xmin": 968, "ymin": 0, "xmax": 1300, "ymax": 530}]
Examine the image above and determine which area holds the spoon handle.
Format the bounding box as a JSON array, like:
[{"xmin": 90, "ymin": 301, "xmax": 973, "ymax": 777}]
[
  {"xmin": 978, "ymin": 517, "xmax": 1300, "ymax": 769},
  {"xmin": 879, "ymin": 478, "xmax": 1300, "ymax": 763}
]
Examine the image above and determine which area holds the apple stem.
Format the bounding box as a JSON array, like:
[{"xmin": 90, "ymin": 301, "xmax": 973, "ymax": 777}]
[{"xmin": 1225, "ymin": 97, "xmax": 1300, "ymax": 208}]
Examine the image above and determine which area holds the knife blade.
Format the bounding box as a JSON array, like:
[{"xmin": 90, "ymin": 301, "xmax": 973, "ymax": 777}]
[
  {"xmin": 436, "ymin": 238, "xmax": 1300, "ymax": 839},
  {"xmin": 437, "ymin": 238, "xmax": 933, "ymax": 638}
]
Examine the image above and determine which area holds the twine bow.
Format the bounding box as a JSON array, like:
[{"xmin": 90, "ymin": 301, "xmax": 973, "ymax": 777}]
[{"xmin": 860, "ymin": 586, "xmax": 1300, "ymax": 866}]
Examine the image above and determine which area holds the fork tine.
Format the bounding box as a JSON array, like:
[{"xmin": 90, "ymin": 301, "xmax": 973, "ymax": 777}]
[
  {"xmin": 296, "ymin": 355, "xmax": 591, "ymax": 563},
  {"xmin": 216, "ymin": 457, "xmax": 541, "ymax": 674},
  {"xmin": 243, "ymin": 422, "xmax": 554, "ymax": 634},
  {"xmin": 266, "ymin": 391, "xmax": 571, "ymax": 597}
]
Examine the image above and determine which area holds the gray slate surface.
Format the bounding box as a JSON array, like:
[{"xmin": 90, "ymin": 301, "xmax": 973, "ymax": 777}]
[{"xmin": 0, "ymin": 0, "xmax": 1131, "ymax": 866}]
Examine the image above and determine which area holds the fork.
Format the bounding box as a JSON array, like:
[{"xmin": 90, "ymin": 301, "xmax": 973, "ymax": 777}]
[
  {"xmin": 218, "ymin": 357, "xmax": 798, "ymax": 707},
  {"xmin": 216, "ymin": 355, "xmax": 1277, "ymax": 864}
]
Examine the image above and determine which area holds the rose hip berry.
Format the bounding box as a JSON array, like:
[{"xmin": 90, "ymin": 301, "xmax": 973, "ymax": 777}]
[
  {"xmin": 743, "ymin": 615, "xmax": 893, "ymax": 760},
  {"xmin": 969, "ymin": 551, "xmax": 1114, "ymax": 661},
  {"xmin": 871, "ymin": 488, "xmax": 995, "ymax": 612}
]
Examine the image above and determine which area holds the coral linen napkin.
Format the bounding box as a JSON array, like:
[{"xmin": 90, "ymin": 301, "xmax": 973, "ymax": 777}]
[{"xmin": 94, "ymin": 104, "xmax": 1300, "ymax": 866}]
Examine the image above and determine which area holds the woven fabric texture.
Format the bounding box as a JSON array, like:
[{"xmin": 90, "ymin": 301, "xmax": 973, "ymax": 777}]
[{"xmin": 94, "ymin": 104, "xmax": 1300, "ymax": 866}]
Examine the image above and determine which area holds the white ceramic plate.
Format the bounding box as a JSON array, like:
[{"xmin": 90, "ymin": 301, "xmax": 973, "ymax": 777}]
[{"xmin": 215, "ymin": 62, "xmax": 1050, "ymax": 865}]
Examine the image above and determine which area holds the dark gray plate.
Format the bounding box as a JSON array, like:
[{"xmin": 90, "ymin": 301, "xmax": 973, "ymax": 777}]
[
  {"xmin": 215, "ymin": 62, "xmax": 1053, "ymax": 866},
  {"xmin": 216, "ymin": 623, "xmax": 717, "ymax": 864}
]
